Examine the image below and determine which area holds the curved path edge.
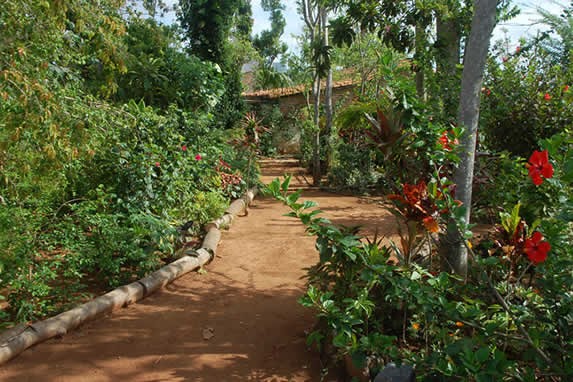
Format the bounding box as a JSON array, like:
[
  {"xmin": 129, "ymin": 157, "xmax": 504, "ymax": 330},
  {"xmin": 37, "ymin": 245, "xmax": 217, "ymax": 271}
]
[{"xmin": 0, "ymin": 187, "xmax": 259, "ymax": 365}]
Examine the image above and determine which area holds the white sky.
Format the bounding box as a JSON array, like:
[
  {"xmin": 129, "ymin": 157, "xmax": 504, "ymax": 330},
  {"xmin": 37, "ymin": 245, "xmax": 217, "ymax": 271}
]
[
  {"xmin": 493, "ymin": 0, "xmax": 567, "ymax": 44},
  {"xmin": 158, "ymin": 0, "xmax": 568, "ymax": 54},
  {"xmin": 252, "ymin": 0, "xmax": 569, "ymax": 54}
]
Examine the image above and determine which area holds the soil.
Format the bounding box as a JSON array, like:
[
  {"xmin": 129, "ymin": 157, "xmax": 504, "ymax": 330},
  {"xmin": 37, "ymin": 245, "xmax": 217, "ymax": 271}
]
[{"xmin": 0, "ymin": 158, "xmax": 398, "ymax": 382}]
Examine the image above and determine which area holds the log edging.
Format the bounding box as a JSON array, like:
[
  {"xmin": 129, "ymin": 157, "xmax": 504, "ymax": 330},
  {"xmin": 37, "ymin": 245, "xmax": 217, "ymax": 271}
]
[{"xmin": 0, "ymin": 187, "xmax": 259, "ymax": 365}]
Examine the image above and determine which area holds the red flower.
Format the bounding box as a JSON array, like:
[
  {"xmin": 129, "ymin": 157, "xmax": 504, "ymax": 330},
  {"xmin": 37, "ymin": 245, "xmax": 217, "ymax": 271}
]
[
  {"xmin": 527, "ymin": 150, "xmax": 554, "ymax": 186},
  {"xmin": 482, "ymin": 87, "xmax": 491, "ymax": 96},
  {"xmin": 182, "ymin": 145, "xmax": 187, "ymax": 151},
  {"xmin": 438, "ymin": 131, "xmax": 459, "ymax": 151},
  {"xmin": 564, "ymin": 85, "xmax": 570, "ymax": 92},
  {"xmin": 515, "ymin": 46, "xmax": 521, "ymax": 54},
  {"xmin": 502, "ymin": 56, "xmax": 508, "ymax": 63},
  {"xmin": 195, "ymin": 154, "xmax": 202, "ymax": 161},
  {"xmin": 544, "ymin": 93, "xmax": 551, "ymax": 101},
  {"xmin": 524, "ymin": 231, "xmax": 550, "ymax": 264},
  {"xmin": 155, "ymin": 162, "xmax": 160, "ymax": 168}
]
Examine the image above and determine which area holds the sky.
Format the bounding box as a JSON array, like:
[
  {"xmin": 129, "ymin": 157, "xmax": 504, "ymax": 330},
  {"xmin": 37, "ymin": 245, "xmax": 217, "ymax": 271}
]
[
  {"xmin": 250, "ymin": 0, "xmax": 302, "ymax": 53},
  {"xmin": 158, "ymin": 0, "xmax": 568, "ymax": 55},
  {"xmin": 493, "ymin": 0, "xmax": 568, "ymax": 44},
  {"xmin": 251, "ymin": 0, "xmax": 569, "ymax": 54}
]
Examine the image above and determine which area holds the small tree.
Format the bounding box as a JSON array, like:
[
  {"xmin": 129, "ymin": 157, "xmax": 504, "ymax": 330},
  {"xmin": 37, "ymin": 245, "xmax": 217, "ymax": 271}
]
[{"xmin": 442, "ymin": 0, "xmax": 498, "ymax": 276}]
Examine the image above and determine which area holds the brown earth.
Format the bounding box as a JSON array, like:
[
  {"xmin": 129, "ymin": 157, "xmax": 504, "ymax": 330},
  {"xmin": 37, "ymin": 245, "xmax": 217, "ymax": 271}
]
[{"xmin": 0, "ymin": 158, "xmax": 398, "ymax": 382}]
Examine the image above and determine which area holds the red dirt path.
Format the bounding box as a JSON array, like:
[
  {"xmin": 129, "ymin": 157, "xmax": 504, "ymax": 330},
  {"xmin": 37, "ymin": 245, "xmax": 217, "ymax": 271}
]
[{"xmin": 0, "ymin": 159, "xmax": 397, "ymax": 382}]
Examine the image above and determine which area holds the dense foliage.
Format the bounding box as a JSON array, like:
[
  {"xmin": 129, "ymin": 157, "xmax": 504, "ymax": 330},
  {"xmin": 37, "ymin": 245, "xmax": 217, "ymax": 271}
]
[
  {"xmin": 480, "ymin": 40, "xmax": 573, "ymax": 157},
  {"xmin": 0, "ymin": 1, "xmax": 255, "ymax": 325},
  {"xmin": 264, "ymin": 2, "xmax": 573, "ymax": 380},
  {"xmin": 178, "ymin": 0, "xmax": 251, "ymax": 130},
  {"xmin": 269, "ymin": 141, "xmax": 573, "ymax": 378}
]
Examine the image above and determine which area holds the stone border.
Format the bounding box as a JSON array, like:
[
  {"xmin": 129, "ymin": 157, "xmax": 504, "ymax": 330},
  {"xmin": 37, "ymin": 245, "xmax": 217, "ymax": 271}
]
[{"xmin": 0, "ymin": 187, "xmax": 258, "ymax": 365}]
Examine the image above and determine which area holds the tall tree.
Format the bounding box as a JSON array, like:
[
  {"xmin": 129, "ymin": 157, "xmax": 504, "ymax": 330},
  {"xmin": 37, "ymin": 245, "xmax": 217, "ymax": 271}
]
[
  {"xmin": 435, "ymin": 2, "xmax": 464, "ymax": 117},
  {"xmin": 252, "ymin": 0, "xmax": 289, "ymax": 89},
  {"xmin": 299, "ymin": 0, "xmax": 334, "ymax": 185},
  {"xmin": 178, "ymin": 0, "xmax": 252, "ymax": 128},
  {"xmin": 443, "ymin": 0, "xmax": 498, "ymax": 276},
  {"xmin": 178, "ymin": 0, "xmax": 239, "ymax": 65},
  {"xmin": 253, "ymin": 0, "xmax": 288, "ymax": 68},
  {"xmin": 235, "ymin": 0, "xmax": 253, "ymax": 40},
  {"xmin": 329, "ymin": 0, "xmax": 472, "ymax": 117}
]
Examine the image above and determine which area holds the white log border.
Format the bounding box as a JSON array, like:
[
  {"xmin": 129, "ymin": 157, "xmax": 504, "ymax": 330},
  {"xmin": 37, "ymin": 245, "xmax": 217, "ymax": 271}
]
[{"xmin": 0, "ymin": 187, "xmax": 258, "ymax": 365}]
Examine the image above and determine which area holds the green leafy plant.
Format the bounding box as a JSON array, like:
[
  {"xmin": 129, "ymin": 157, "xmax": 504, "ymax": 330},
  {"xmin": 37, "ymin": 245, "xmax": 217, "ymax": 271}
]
[{"xmin": 267, "ymin": 172, "xmax": 573, "ymax": 380}]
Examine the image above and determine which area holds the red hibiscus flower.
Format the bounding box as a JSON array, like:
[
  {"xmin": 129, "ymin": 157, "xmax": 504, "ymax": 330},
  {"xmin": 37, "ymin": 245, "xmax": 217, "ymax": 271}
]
[
  {"xmin": 182, "ymin": 145, "xmax": 187, "ymax": 151},
  {"xmin": 544, "ymin": 93, "xmax": 551, "ymax": 101},
  {"xmin": 564, "ymin": 85, "xmax": 570, "ymax": 92},
  {"xmin": 515, "ymin": 46, "xmax": 521, "ymax": 54},
  {"xmin": 195, "ymin": 154, "xmax": 202, "ymax": 161},
  {"xmin": 527, "ymin": 150, "xmax": 554, "ymax": 186},
  {"xmin": 155, "ymin": 162, "xmax": 160, "ymax": 168},
  {"xmin": 524, "ymin": 231, "xmax": 550, "ymax": 264}
]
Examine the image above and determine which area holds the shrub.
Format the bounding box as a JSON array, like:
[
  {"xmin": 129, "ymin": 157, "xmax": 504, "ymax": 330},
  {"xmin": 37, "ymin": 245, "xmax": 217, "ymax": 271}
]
[
  {"xmin": 267, "ymin": 158, "xmax": 573, "ymax": 380},
  {"xmin": 480, "ymin": 43, "xmax": 573, "ymax": 157}
]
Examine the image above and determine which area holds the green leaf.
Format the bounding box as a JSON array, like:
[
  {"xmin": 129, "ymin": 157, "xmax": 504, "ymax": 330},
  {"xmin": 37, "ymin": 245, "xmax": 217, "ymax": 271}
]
[
  {"xmin": 340, "ymin": 236, "xmax": 360, "ymax": 247},
  {"xmin": 481, "ymin": 256, "xmax": 500, "ymax": 266},
  {"xmin": 286, "ymin": 190, "xmax": 301, "ymax": 206},
  {"xmin": 475, "ymin": 347, "xmax": 490, "ymax": 363},
  {"xmin": 350, "ymin": 351, "xmax": 367, "ymax": 369},
  {"xmin": 302, "ymin": 200, "xmax": 318, "ymax": 209},
  {"xmin": 281, "ymin": 175, "xmax": 292, "ymax": 192},
  {"xmin": 333, "ymin": 331, "xmax": 348, "ymax": 348},
  {"xmin": 562, "ymin": 158, "xmax": 573, "ymax": 183},
  {"xmin": 345, "ymin": 250, "xmax": 357, "ymax": 261},
  {"xmin": 266, "ymin": 178, "xmax": 280, "ymax": 197},
  {"xmin": 306, "ymin": 330, "xmax": 324, "ymax": 348}
]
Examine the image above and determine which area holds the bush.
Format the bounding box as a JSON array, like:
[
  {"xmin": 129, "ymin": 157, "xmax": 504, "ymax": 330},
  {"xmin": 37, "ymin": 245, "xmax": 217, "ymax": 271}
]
[
  {"xmin": 480, "ymin": 43, "xmax": 573, "ymax": 157},
  {"xmin": 327, "ymin": 143, "xmax": 380, "ymax": 192},
  {"xmin": 267, "ymin": 150, "xmax": 573, "ymax": 380}
]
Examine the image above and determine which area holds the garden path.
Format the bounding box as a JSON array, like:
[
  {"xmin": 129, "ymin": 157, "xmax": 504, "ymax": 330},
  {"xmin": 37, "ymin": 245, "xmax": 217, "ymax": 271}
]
[{"xmin": 0, "ymin": 158, "xmax": 398, "ymax": 382}]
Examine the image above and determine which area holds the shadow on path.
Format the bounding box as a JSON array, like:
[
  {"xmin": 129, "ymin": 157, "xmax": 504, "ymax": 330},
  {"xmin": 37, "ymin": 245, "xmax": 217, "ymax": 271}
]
[{"xmin": 0, "ymin": 158, "xmax": 397, "ymax": 382}]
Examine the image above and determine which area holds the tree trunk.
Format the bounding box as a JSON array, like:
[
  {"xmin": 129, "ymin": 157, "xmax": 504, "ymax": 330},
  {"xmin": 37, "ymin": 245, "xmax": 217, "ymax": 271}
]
[
  {"xmin": 323, "ymin": 8, "xmax": 333, "ymax": 174},
  {"xmin": 415, "ymin": 22, "xmax": 426, "ymax": 100},
  {"xmin": 300, "ymin": 0, "xmax": 323, "ymax": 186},
  {"xmin": 442, "ymin": 0, "xmax": 498, "ymax": 277},
  {"xmin": 312, "ymin": 73, "xmax": 322, "ymax": 186},
  {"xmin": 436, "ymin": 13, "xmax": 461, "ymax": 118}
]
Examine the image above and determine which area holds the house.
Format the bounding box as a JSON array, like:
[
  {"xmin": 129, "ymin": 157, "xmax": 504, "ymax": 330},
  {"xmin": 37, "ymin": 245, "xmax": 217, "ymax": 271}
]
[
  {"xmin": 242, "ymin": 79, "xmax": 356, "ymax": 115},
  {"xmin": 241, "ymin": 79, "xmax": 356, "ymax": 154}
]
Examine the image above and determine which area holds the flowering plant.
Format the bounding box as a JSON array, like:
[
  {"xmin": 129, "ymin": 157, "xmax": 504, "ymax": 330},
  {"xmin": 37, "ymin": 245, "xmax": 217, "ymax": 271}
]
[
  {"xmin": 438, "ymin": 130, "xmax": 459, "ymax": 151},
  {"xmin": 526, "ymin": 150, "xmax": 554, "ymax": 186},
  {"xmin": 388, "ymin": 181, "xmax": 441, "ymax": 233},
  {"xmin": 524, "ymin": 231, "xmax": 551, "ymax": 264}
]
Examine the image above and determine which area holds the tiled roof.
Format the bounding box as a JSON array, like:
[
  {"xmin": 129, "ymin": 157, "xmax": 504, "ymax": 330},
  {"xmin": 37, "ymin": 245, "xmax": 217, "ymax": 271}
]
[{"xmin": 242, "ymin": 79, "xmax": 355, "ymax": 100}]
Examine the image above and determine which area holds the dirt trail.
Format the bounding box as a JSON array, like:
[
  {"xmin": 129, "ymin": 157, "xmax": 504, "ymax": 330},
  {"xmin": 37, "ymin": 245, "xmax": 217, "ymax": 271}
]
[{"xmin": 0, "ymin": 158, "xmax": 397, "ymax": 382}]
